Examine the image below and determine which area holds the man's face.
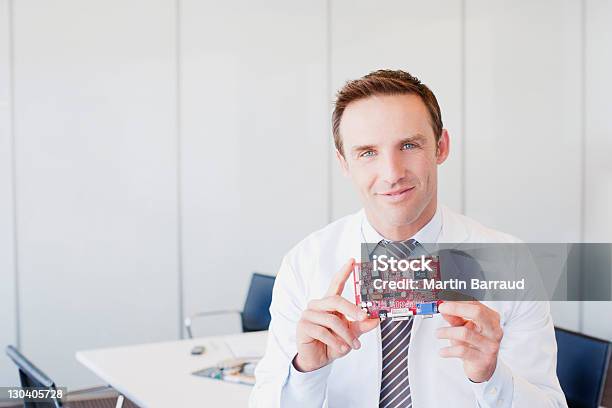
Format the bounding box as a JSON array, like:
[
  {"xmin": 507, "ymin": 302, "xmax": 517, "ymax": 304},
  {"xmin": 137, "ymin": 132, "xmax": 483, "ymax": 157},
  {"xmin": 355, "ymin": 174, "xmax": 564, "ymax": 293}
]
[{"xmin": 337, "ymin": 94, "xmax": 449, "ymax": 231}]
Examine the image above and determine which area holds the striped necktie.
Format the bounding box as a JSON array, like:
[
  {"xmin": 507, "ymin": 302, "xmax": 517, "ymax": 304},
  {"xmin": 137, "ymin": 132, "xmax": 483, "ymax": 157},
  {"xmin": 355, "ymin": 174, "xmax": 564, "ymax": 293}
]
[{"xmin": 378, "ymin": 239, "xmax": 418, "ymax": 408}]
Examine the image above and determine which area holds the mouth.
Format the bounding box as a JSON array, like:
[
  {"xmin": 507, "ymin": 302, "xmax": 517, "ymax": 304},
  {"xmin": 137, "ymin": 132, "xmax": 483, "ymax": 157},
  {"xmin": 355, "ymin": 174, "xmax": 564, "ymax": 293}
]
[{"xmin": 377, "ymin": 186, "xmax": 415, "ymax": 202}]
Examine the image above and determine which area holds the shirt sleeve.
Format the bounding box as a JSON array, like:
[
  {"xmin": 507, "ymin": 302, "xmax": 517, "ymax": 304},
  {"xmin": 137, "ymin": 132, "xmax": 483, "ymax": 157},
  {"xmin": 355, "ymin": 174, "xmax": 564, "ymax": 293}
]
[
  {"xmin": 249, "ymin": 254, "xmax": 332, "ymax": 408},
  {"xmin": 282, "ymin": 358, "xmax": 333, "ymax": 405},
  {"xmin": 470, "ymin": 358, "xmax": 514, "ymax": 407},
  {"xmin": 470, "ymin": 300, "xmax": 568, "ymax": 408}
]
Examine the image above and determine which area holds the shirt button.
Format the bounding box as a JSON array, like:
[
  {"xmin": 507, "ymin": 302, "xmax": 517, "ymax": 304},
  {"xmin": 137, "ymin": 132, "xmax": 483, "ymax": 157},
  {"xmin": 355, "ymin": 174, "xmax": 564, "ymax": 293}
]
[
  {"xmin": 497, "ymin": 398, "xmax": 504, "ymax": 406},
  {"xmin": 489, "ymin": 387, "xmax": 498, "ymax": 395}
]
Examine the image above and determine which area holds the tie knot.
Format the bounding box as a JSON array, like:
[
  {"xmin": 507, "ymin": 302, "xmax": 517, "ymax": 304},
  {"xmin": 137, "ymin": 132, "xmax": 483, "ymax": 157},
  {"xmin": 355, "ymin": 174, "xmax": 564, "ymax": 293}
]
[{"xmin": 381, "ymin": 238, "xmax": 420, "ymax": 259}]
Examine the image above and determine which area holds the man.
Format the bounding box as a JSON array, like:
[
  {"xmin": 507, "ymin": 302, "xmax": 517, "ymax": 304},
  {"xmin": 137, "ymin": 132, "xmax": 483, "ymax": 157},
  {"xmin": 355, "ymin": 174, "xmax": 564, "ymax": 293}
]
[{"xmin": 250, "ymin": 70, "xmax": 566, "ymax": 407}]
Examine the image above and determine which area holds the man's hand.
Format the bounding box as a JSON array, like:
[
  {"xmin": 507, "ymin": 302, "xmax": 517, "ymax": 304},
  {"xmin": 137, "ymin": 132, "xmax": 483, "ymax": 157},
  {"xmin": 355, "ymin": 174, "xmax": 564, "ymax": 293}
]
[
  {"xmin": 294, "ymin": 258, "xmax": 380, "ymax": 373},
  {"xmin": 436, "ymin": 301, "xmax": 504, "ymax": 383}
]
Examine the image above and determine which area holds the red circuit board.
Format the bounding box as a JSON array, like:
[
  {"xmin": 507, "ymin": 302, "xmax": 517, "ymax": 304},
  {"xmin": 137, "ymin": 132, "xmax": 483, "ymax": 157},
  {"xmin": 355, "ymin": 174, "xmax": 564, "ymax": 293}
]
[{"xmin": 353, "ymin": 256, "xmax": 442, "ymax": 320}]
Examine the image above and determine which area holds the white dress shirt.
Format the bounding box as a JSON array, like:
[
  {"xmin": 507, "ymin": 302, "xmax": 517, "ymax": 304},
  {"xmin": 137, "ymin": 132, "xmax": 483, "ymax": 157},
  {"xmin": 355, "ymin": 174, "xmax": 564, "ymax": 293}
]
[{"xmin": 250, "ymin": 205, "xmax": 567, "ymax": 407}]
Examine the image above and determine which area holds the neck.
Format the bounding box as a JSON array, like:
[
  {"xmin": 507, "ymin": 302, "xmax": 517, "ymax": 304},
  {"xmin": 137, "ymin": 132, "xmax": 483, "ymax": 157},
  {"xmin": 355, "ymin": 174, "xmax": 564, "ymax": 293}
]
[{"xmin": 366, "ymin": 198, "xmax": 437, "ymax": 242}]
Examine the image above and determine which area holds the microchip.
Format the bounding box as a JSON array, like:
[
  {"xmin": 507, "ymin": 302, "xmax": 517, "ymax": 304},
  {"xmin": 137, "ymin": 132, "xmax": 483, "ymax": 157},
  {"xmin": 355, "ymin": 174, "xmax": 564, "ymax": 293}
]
[
  {"xmin": 353, "ymin": 256, "xmax": 442, "ymax": 321},
  {"xmin": 415, "ymin": 269, "xmax": 427, "ymax": 280}
]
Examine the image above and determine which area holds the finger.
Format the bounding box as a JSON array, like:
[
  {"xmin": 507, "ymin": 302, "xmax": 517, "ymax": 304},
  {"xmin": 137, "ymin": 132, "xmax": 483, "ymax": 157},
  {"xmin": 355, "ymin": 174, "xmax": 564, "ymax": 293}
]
[
  {"xmin": 449, "ymin": 339, "xmax": 470, "ymax": 347},
  {"xmin": 437, "ymin": 301, "xmax": 492, "ymax": 331},
  {"xmin": 440, "ymin": 315, "xmax": 492, "ymax": 346},
  {"xmin": 439, "ymin": 309, "xmax": 482, "ymax": 348},
  {"xmin": 435, "ymin": 326, "xmax": 498, "ymax": 354},
  {"xmin": 439, "ymin": 344, "xmax": 481, "ymax": 361},
  {"xmin": 325, "ymin": 258, "xmax": 355, "ymax": 297},
  {"xmin": 440, "ymin": 313, "xmax": 467, "ymax": 327},
  {"xmin": 309, "ymin": 295, "xmax": 367, "ymax": 321},
  {"xmin": 440, "ymin": 301, "xmax": 503, "ymax": 341},
  {"xmin": 300, "ymin": 321, "xmax": 350, "ymax": 355},
  {"xmin": 438, "ymin": 301, "xmax": 481, "ymax": 320},
  {"xmin": 350, "ymin": 317, "xmax": 380, "ymax": 337},
  {"xmin": 302, "ymin": 310, "xmax": 361, "ymax": 349},
  {"xmin": 463, "ymin": 319, "xmax": 481, "ymax": 333}
]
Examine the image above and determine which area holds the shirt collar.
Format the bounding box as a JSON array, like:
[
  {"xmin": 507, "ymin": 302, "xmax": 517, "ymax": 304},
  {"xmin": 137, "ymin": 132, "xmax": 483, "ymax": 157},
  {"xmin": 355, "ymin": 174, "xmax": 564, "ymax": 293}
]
[{"xmin": 360, "ymin": 206, "xmax": 443, "ymax": 244}]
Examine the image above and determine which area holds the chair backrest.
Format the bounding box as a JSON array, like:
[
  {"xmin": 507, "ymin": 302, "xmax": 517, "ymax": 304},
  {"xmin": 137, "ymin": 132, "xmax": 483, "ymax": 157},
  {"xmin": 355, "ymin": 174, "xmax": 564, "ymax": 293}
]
[
  {"xmin": 241, "ymin": 273, "xmax": 275, "ymax": 332},
  {"xmin": 555, "ymin": 327, "xmax": 612, "ymax": 408},
  {"xmin": 5, "ymin": 345, "xmax": 63, "ymax": 408}
]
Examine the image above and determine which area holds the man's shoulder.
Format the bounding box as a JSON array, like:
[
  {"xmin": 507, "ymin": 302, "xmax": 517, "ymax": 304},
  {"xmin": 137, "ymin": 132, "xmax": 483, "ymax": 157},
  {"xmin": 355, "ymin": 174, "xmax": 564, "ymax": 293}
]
[
  {"xmin": 440, "ymin": 205, "xmax": 521, "ymax": 243},
  {"xmin": 285, "ymin": 210, "xmax": 360, "ymax": 260},
  {"xmin": 284, "ymin": 205, "xmax": 521, "ymax": 260}
]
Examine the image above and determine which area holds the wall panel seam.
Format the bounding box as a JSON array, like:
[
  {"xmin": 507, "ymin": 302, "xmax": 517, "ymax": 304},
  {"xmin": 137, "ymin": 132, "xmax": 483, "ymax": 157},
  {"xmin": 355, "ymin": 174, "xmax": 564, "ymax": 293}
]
[
  {"xmin": 460, "ymin": 0, "xmax": 467, "ymax": 215},
  {"xmin": 578, "ymin": 0, "xmax": 587, "ymax": 333},
  {"xmin": 326, "ymin": 0, "xmax": 333, "ymax": 224},
  {"xmin": 8, "ymin": 0, "xmax": 20, "ymax": 350},
  {"xmin": 176, "ymin": 0, "xmax": 184, "ymax": 339}
]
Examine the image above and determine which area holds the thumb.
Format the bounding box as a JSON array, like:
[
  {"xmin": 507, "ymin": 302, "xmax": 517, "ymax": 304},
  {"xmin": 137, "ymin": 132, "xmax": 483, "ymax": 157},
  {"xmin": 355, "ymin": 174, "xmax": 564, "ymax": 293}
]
[
  {"xmin": 351, "ymin": 318, "xmax": 380, "ymax": 337},
  {"xmin": 441, "ymin": 313, "xmax": 466, "ymax": 327}
]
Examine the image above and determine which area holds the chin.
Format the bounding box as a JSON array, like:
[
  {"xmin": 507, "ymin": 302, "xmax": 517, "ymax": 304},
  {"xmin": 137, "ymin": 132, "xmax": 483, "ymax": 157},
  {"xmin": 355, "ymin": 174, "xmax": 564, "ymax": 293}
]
[
  {"xmin": 391, "ymin": 213, "xmax": 420, "ymax": 227},
  {"xmin": 379, "ymin": 207, "xmax": 420, "ymax": 227}
]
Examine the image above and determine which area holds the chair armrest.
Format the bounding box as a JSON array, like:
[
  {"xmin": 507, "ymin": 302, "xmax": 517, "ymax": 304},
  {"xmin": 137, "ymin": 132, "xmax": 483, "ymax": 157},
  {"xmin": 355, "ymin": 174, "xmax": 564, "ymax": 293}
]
[{"xmin": 184, "ymin": 310, "xmax": 242, "ymax": 338}]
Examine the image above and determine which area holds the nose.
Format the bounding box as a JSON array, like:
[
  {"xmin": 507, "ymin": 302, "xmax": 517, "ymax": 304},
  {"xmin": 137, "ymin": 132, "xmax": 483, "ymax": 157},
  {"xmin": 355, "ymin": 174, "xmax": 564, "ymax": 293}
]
[{"xmin": 380, "ymin": 151, "xmax": 405, "ymax": 186}]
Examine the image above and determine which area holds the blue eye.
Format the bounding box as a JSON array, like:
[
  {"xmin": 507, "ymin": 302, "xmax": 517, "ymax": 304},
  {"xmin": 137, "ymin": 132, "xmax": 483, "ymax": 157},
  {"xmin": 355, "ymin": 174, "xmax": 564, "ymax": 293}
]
[
  {"xmin": 402, "ymin": 143, "xmax": 416, "ymax": 150},
  {"xmin": 360, "ymin": 150, "xmax": 375, "ymax": 158}
]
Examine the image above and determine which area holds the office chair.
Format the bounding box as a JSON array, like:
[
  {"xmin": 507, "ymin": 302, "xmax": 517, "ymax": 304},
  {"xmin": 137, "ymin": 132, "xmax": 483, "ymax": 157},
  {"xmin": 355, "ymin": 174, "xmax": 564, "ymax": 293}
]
[
  {"xmin": 185, "ymin": 272, "xmax": 275, "ymax": 338},
  {"xmin": 555, "ymin": 327, "xmax": 612, "ymax": 408},
  {"xmin": 5, "ymin": 345, "xmax": 136, "ymax": 408}
]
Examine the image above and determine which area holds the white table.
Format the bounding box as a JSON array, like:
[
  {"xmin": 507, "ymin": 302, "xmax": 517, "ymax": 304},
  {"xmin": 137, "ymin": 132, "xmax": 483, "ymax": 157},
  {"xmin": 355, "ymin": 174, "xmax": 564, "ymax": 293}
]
[{"xmin": 76, "ymin": 331, "xmax": 268, "ymax": 408}]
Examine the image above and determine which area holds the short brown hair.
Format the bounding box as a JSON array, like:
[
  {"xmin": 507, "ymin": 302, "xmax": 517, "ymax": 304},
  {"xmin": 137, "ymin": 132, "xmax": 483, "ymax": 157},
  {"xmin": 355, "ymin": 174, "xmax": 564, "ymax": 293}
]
[{"xmin": 332, "ymin": 69, "xmax": 443, "ymax": 156}]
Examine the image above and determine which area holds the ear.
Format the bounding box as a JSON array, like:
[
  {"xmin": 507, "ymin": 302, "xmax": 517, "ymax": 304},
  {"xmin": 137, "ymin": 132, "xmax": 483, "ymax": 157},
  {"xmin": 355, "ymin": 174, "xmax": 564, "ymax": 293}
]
[
  {"xmin": 436, "ymin": 129, "xmax": 450, "ymax": 165},
  {"xmin": 335, "ymin": 149, "xmax": 350, "ymax": 177}
]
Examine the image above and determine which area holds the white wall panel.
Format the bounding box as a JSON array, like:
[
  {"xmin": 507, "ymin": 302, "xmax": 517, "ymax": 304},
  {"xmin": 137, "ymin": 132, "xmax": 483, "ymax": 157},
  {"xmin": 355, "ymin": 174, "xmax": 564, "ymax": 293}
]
[
  {"xmin": 330, "ymin": 1, "xmax": 464, "ymax": 220},
  {"xmin": 0, "ymin": 0, "xmax": 18, "ymax": 388},
  {"xmin": 465, "ymin": 0, "xmax": 582, "ymax": 242},
  {"xmin": 582, "ymin": 0, "xmax": 612, "ymax": 341},
  {"xmin": 465, "ymin": 0, "xmax": 582, "ymax": 331},
  {"xmin": 180, "ymin": 0, "xmax": 329, "ymax": 335},
  {"xmin": 13, "ymin": 0, "xmax": 179, "ymax": 388}
]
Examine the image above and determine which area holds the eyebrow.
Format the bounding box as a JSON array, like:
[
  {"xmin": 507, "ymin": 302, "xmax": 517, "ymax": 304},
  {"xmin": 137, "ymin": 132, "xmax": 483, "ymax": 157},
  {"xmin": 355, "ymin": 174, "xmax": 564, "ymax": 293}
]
[{"xmin": 350, "ymin": 133, "xmax": 429, "ymax": 155}]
